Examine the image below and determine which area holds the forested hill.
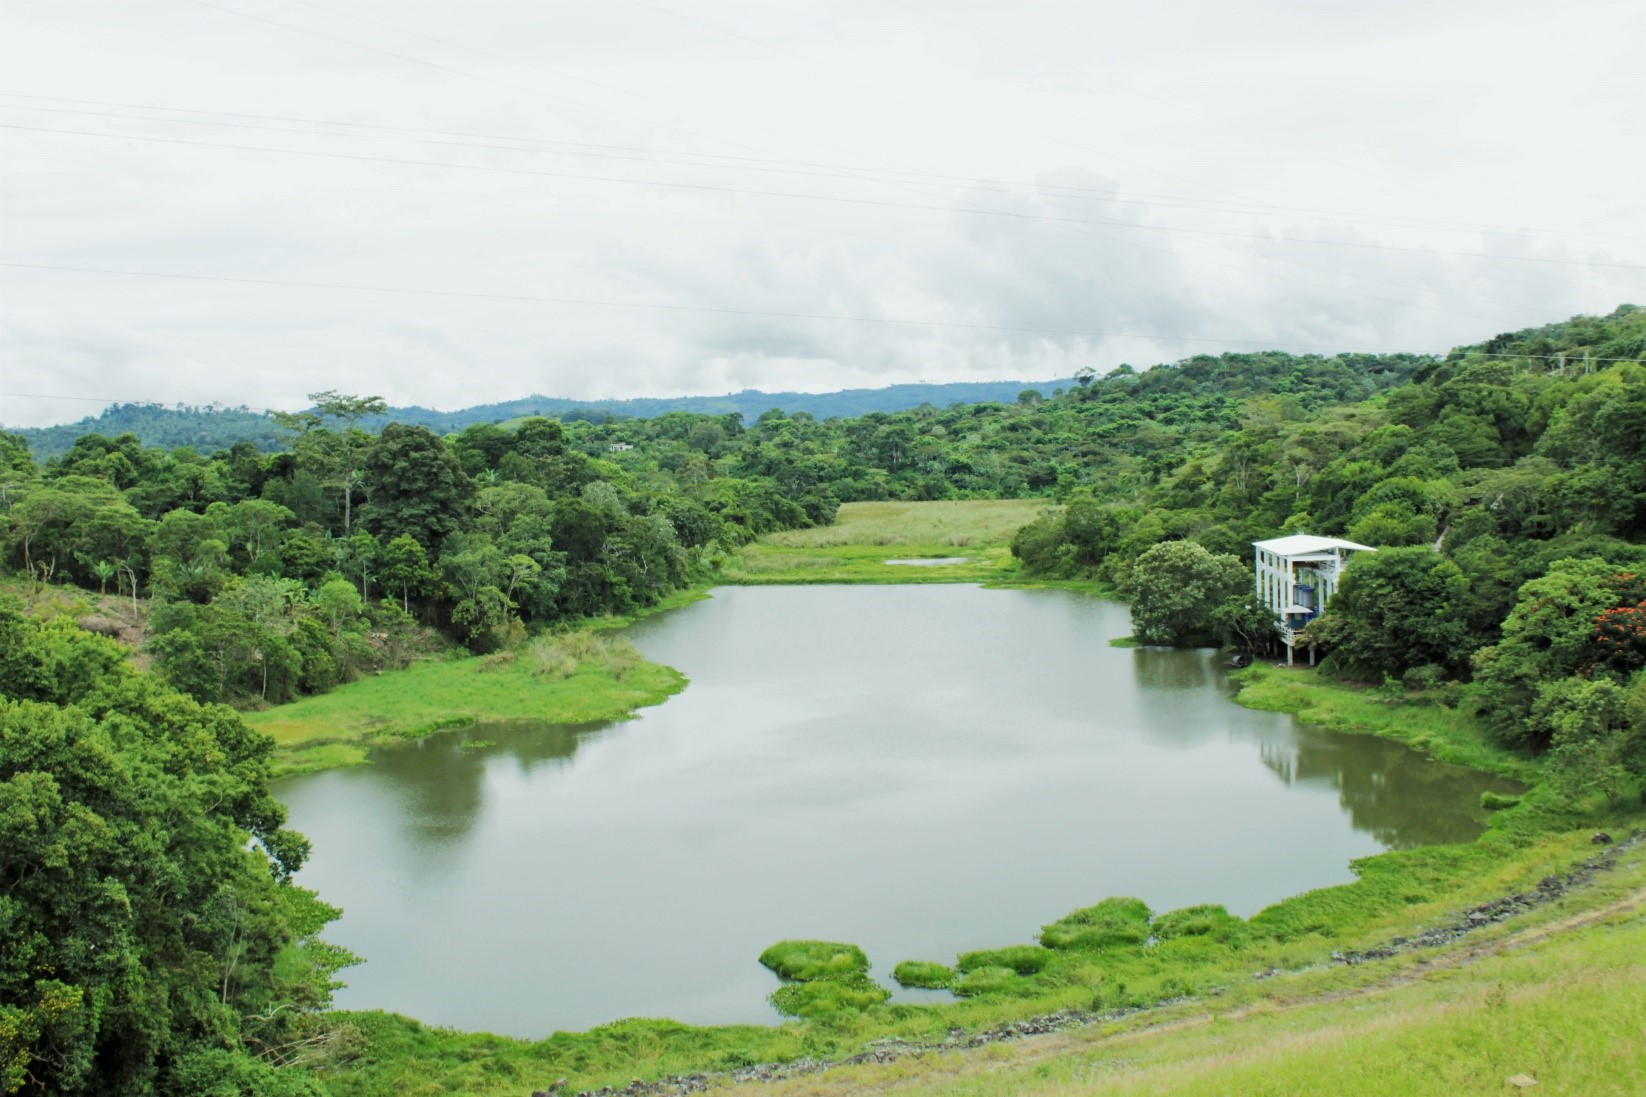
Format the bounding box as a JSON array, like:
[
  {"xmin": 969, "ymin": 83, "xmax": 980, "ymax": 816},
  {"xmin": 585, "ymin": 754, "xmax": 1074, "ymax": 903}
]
[{"xmin": 8, "ymin": 377, "xmax": 1075, "ymax": 459}]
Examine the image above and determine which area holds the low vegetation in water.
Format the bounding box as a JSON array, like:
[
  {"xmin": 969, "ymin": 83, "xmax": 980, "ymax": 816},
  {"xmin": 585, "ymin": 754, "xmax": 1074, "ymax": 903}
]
[
  {"xmin": 758, "ymin": 941, "xmax": 871, "ymax": 982},
  {"xmin": 956, "ymin": 945, "xmax": 1054, "ymax": 976},
  {"xmin": 891, "ymin": 961, "xmax": 955, "ymax": 989},
  {"xmin": 758, "ymin": 941, "xmax": 887, "ymax": 1020},
  {"xmin": 770, "ymin": 976, "xmax": 892, "ymax": 1020},
  {"xmin": 1038, "ymin": 897, "xmax": 1154, "ymax": 951},
  {"xmin": 743, "ymin": 847, "xmax": 1646, "ymax": 1097}
]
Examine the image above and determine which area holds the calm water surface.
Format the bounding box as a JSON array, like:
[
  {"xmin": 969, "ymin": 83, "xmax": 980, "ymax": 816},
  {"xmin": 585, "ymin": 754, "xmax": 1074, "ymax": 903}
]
[{"xmin": 275, "ymin": 586, "xmax": 1517, "ymax": 1037}]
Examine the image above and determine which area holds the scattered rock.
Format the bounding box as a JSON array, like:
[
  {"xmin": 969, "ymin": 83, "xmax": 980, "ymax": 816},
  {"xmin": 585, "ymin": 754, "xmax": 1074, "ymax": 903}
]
[
  {"xmin": 1506, "ymin": 1073, "xmax": 1538, "ymax": 1088},
  {"xmin": 1591, "ymin": 832, "xmax": 1613, "ymax": 845},
  {"xmin": 1333, "ymin": 831, "xmax": 1641, "ymax": 965}
]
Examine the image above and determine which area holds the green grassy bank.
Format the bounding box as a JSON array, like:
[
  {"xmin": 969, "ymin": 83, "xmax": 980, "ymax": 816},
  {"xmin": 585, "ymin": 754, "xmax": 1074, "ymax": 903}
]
[
  {"xmin": 754, "ymin": 847, "xmax": 1646, "ymax": 1097},
  {"xmin": 250, "ymin": 631, "xmax": 687, "ymax": 777},
  {"xmin": 1232, "ymin": 663, "xmax": 1541, "ymax": 783}
]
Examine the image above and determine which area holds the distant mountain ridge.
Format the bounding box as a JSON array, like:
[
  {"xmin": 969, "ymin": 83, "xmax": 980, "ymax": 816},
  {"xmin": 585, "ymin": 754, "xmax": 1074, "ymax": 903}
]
[{"xmin": 8, "ymin": 378, "xmax": 1073, "ymax": 459}]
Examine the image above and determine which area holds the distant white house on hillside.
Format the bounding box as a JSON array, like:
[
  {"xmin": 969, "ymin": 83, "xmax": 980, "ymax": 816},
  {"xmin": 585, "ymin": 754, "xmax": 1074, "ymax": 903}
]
[{"xmin": 1252, "ymin": 534, "xmax": 1376, "ymax": 664}]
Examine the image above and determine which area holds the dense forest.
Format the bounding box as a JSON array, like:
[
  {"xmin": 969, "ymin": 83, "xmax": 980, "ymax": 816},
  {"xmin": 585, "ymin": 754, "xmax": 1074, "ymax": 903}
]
[
  {"xmin": 1011, "ymin": 304, "xmax": 1646, "ymax": 802},
  {"xmin": 8, "ymin": 378, "xmax": 1073, "ymax": 461},
  {"xmin": 3, "ymin": 305, "xmax": 1644, "ymax": 1094}
]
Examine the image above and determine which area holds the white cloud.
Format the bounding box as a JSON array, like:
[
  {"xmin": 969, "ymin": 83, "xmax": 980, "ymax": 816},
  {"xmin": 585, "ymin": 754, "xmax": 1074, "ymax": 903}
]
[{"xmin": 1, "ymin": 0, "xmax": 1641, "ymax": 427}]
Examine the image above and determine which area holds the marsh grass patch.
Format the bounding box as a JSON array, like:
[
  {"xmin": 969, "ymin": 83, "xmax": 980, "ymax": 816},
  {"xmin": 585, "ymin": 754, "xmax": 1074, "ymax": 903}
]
[
  {"xmin": 891, "ymin": 961, "xmax": 955, "ymax": 989},
  {"xmin": 769, "ymin": 976, "xmax": 890, "ymax": 1019},
  {"xmin": 952, "ymin": 965, "xmax": 1043, "ymax": 998},
  {"xmin": 1150, "ymin": 904, "xmax": 1245, "ymax": 945},
  {"xmin": 956, "ymin": 945, "xmax": 1054, "ymax": 975},
  {"xmin": 758, "ymin": 940, "xmax": 870, "ymax": 982},
  {"xmin": 1040, "ymin": 897, "xmax": 1153, "ymax": 951},
  {"xmin": 529, "ymin": 630, "xmax": 644, "ymax": 681}
]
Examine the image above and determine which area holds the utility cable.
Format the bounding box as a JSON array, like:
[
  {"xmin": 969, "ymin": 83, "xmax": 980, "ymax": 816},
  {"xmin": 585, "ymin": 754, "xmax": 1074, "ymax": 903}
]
[
  {"xmin": 6, "ymin": 121, "xmax": 1632, "ymax": 275},
  {"xmin": 3, "ymin": 261, "xmax": 1639, "ymax": 363},
  {"xmin": 5, "ymin": 91, "xmax": 1628, "ymax": 245},
  {"xmin": 6, "ymin": 98, "xmax": 1633, "ymax": 249}
]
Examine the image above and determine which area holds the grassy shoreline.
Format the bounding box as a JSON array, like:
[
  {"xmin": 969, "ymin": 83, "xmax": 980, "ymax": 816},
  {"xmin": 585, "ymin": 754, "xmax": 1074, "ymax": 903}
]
[
  {"xmin": 263, "ymin": 502, "xmax": 1639, "ymax": 1094},
  {"xmin": 252, "ymin": 635, "xmax": 688, "ymax": 777},
  {"xmin": 1232, "ymin": 662, "xmax": 1541, "ymax": 784},
  {"xmin": 307, "ymin": 509, "xmax": 1646, "ymax": 1096},
  {"xmin": 250, "ymin": 586, "xmax": 709, "ymax": 777}
]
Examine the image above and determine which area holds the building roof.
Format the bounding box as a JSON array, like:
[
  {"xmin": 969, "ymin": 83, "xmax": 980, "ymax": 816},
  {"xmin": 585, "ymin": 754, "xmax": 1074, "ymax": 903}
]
[{"xmin": 1252, "ymin": 534, "xmax": 1376, "ymax": 556}]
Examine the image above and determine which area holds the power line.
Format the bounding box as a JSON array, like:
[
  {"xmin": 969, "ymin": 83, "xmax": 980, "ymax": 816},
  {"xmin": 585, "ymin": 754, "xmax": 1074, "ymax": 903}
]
[
  {"xmin": 0, "ymin": 101, "xmax": 1591, "ymax": 321},
  {"xmin": 176, "ymin": 0, "xmax": 1632, "ymax": 303},
  {"xmin": 181, "ymin": 0, "xmax": 776, "ymax": 163},
  {"xmin": 4, "ymin": 2, "xmax": 1612, "ymax": 344},
  {"xmin": 7, "ymin": 121, "xmax": 1634, "ymax": 275},
  {"xmin": 279, "ymin": 0, "xmax": 666, "ymax": 108},
  {"xmin": 7, "ymin": 91, "xmax": 1624, "ymax": 245},
  {"xmin": 5, "ymin": 97, "xmax": 1633, "ymax": 248},
  {"xmin": 3, "ymin": 261, "xmax": 1639, "ymax": 364},
  {"xmin": 154, "ymin": 4, "xmax": 1614, "ymax": 319}
]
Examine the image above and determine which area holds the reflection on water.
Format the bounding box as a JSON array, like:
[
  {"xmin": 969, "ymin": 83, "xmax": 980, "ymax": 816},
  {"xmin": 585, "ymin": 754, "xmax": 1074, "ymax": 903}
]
[
  {"xmin": 1130, "ymin": 646, "xmax": 1213, "ymax": 693},
  {"xmin": 276, "ymin": 585, "xmax": 1520, "ymax": 1038},
  {"xmin": 1255, "ymin": 728, "xmax": 1501, "ymax": 851}
]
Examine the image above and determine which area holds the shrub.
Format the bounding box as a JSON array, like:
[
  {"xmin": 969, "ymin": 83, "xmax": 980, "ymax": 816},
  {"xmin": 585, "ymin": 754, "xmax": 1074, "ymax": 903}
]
[
  {"xmin": 1118, "ymin": 541, "xmax": 1249, "ymax": 647},
  {"xmin": 955, "ymin": 945, "xmax": 1053, "ymax": 975},
  {"xmin": 757, "ymin": 940, "xmax": 869, "ymax": 982},
  {"xmin": 890, "ymin": 961, "xmax": 954, "ymax": 989},
  {"xmin": 1401, "ymin": 664, "xmax": 1447, "ymax": 692},
  {"xmin": 1040, "ymin": 897, "xmax": 1152, "ymax": 950},
  {"xmin": 1312, "ymin": 547, "xmax": 1474, "ymax": 678}
]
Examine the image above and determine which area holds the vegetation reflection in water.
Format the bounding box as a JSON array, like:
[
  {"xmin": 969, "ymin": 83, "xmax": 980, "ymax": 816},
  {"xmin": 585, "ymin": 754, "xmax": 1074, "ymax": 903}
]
[{"xmin": 273, "ymin": 585, "xmax": 1518, "ymax": 1038}]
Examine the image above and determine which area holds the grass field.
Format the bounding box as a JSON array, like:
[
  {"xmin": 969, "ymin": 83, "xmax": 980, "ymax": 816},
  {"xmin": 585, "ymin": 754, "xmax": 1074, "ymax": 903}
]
[
  {"xmin": 248, "ymin": 631, "xmax": 687, "ymax": 776},
  {"xmin": 723, "ymin": 500, "xmax": 1050, "ymax": 584}
]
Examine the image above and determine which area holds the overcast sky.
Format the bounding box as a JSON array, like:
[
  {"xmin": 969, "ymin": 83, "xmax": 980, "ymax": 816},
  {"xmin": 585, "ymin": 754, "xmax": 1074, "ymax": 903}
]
[{"xmin": 2, "ymin": 0, "xmax": 1642, "ymax": 427}]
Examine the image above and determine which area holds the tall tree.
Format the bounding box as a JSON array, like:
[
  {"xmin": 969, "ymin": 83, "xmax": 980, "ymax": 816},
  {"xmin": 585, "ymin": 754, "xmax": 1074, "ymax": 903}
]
[
  {"xmin": 274, "ymin": 392, "xmax": 387, "ymax": 534},
  {"xmin": 359, "ymin": 424, "xmax": 472, "ymax": 554},
  {"xmin": 0, "ymin": 600, "xmax": 345, "ymax": 1095}
]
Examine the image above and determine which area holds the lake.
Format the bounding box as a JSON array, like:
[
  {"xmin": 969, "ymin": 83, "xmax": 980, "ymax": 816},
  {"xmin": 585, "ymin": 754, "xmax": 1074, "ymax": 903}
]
[{"xmin": 274, "ymin": 585, "xmax": 1518, "ymax": 1038}]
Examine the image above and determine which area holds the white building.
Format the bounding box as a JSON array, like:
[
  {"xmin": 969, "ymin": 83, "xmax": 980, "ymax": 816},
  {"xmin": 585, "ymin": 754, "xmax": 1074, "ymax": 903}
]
[{"xmin": 1252, "ymin": 534, "xmax": 1376, "ymax": 664}]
